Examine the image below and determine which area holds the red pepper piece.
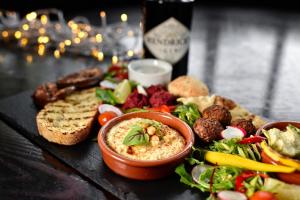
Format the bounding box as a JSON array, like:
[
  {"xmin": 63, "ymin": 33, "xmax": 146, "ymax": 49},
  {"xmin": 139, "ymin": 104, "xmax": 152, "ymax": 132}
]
[
  {"xmin": 146, "ymin": 107, "xmax": 161, "ymax": 112},
  {"xmin": 235, "ymin": 171, "xmax": 269, "ymax": 193},
  {"xmin": 107, "ymin": 65, "xmax": 129, "ymax": 80},
  {"xmin": 108, "ymin": 65, "xmax": 122, "ymax": 72},
  {"xmin": 115, "ymin": 72, "xmax": 128, "ymax": 80},
  {"xmin": 160, "ymin": 105, "xmax": 171, "ymax": 113},
  {"xmin": 146, "ymin": 105, "xmax": 176, "ymax": 113},
  {"xmin": 239, "ymin": 136, "xmax": 266, "ymax": 144},
  {"xmin": 235, "ymin": 171, "xmax": 255, "ymax": 192},
  {"xmin": 168, "ymin": 105, "xmax": 176, "ymax": 112}
]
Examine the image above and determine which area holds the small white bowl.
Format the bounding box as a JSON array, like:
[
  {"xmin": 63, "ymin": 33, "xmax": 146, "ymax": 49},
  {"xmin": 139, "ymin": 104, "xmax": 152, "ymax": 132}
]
[{"xmin": 128, "ymin": 59, "xmax": 172, "ymax": 87}]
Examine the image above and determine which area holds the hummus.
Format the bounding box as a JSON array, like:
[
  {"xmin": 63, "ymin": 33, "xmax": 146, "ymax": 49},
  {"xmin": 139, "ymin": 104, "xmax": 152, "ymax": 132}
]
[{"xmin": 106, "ymin": 118, "xmax": 186, "ymax": 161}]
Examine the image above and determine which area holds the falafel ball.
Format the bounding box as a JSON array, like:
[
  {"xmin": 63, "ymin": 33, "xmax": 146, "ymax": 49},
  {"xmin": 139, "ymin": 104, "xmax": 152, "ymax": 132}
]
[
  {"xmin": 193, "ymin": 118, "xmax": 224, "ymax": 143},
  {"xmin": 202, "ymin": 105, "xmax": 232, "ymax": 126},
  {"xmin": 231, "ymin": 119, "xmax": 256, "ymax": 135}
]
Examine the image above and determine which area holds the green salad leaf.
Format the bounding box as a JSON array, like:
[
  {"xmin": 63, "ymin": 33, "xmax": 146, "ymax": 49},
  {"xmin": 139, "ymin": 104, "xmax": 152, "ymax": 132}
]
[
  {"xmin": 209, "ymin": 138, "xmax": 261, "ymax": 161},
  {"xmin": 173, "ymin": 103, "xmax": 201, "ymax": 127},
  {"xmin": 244, "ymin": 175, "xmax": 264, "ymax": 197},
  {"xmin": 187, "ymin": 146, "xmax": 206, "ymax": 165},
  {"xmin": 103, "ymin": 72, "xmax": 117, "ymax": 82},
  {"xmin": 175, "ymin": 163, "xmax": 206, "ymax": 191},
  {"xmin": 128, "ymin": 80, "xmax": 138, "ymax": 89},
  {"xmin": 96, "ymin": 88, "xmax": 117, "ymax": 105},
  {"xmin": 199, "ymin": 166, "xmax": 241, "ymax": 192},
  {"xmin": 175, "ymin": 145, "xmax": 267, "ymax": 199},
  {"xmin": 124, "ymin": 108, "xmax": 148, "ymax": 113},
  {"xmin": 123, "ymin": 124, "xmax": 149, "ymax": 146},
  {"xmin": 175, "ymin": 163, "xmax": 241, "ymax": 193},
  {"xmin": 175, "ymin": 147, "xmax": 240, "ymax": 193}
]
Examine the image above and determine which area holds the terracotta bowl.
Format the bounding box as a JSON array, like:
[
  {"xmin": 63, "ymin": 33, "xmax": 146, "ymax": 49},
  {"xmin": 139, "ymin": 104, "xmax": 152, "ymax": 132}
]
[
  {"xmin": 256, "ymin": 121, "xmax": 300, "ymax": 184},
  {"xmin": 98, "ymin": 111, "xmax": 194, "ymax": 180}
]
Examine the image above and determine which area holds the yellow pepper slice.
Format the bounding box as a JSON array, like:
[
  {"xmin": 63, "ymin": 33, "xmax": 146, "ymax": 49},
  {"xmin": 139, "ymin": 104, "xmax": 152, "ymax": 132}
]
[
  {"xmin": 205, "ymin": 151, "xmax": 296, "ymax": 173},
  {"xmin": 261, "ymin": 141, "xmax": 300, "ymax": 170}
]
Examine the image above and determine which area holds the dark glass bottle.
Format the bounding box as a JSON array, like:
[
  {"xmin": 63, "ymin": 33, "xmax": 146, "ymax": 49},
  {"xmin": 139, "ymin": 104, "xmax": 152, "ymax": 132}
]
[{"xmin": 142, "ymin": 0, "xmax": 194, "ymax": 79}]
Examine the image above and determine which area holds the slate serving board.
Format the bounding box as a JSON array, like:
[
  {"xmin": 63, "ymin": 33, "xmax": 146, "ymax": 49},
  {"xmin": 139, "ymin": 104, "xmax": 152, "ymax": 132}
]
[{"xmin": 0, "ymin": 91, "xmax": 206, "ymax": 200}]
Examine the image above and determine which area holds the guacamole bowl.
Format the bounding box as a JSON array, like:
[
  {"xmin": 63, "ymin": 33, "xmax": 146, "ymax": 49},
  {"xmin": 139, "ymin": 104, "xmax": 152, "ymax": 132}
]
[{"xmin": 257, "ymin": 121, "xmax": 300, "ymax": 184}]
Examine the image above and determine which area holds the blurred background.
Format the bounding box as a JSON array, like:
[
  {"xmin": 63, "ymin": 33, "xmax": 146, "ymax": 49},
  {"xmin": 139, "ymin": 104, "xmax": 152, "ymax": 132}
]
[
  {"xmin": 3, "ymin": 0, "xmax": 300, "ymax": 12},
  {"xmin": 1, "ymin": 0, "xmax": 300, "ymax": 120}
]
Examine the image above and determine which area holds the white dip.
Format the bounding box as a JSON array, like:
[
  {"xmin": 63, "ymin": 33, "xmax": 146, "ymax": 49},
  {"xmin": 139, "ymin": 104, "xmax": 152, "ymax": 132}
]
[{"xmin": 106, "ymin": 118, "xmax": 186, "ymax": 161}]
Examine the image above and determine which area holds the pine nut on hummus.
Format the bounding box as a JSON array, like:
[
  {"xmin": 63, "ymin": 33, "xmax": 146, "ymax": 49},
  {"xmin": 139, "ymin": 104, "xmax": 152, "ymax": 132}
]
[{"xmin": 106, "ymin": 118, "xmax": 186, "ymax": 161}]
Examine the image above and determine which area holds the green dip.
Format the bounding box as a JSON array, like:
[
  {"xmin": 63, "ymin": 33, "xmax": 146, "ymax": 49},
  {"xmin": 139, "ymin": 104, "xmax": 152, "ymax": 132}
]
[{"xmin": 262, "ymin": 124, "xmax": 300, "ymax": 158}]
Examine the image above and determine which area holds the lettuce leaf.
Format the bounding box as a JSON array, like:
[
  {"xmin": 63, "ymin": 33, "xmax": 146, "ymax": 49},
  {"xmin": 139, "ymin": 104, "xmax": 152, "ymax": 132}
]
[
  {"xmin": 175, "ymin": 163, "xmax": 206, "ymax": 192},
  {"xmin": 209, "ymin": 138, "xmax": 261, "ymax": 161},
  {"xmin": 173, "ymin": 103, "xmax": 201, "ymax": 127},
  {"xmin": 96, "ymin": 88, "xmax": 117, "ymax": 105}
]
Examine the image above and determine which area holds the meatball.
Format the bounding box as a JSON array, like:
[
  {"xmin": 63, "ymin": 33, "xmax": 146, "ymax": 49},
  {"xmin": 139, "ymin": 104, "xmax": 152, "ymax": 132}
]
[
  {"xmin": 202, "ymin": 105, "xmax": 232, "ymax": 126},
  {"xmin": 214, "ymin": 95, "xmax": 236, "ymax": 110},
  {"xmin": 193, "ymin": 118, "xmax": 224, "ymax": 143},
  {"xmin": 231, "ymin": 119, "xmax": 256, "ymax": 135}
]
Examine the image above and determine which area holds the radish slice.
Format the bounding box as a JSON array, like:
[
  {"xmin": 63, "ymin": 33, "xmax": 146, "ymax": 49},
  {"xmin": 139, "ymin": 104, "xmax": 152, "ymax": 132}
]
[
  {"xmin": 100, "ymin": 80, "xmax": 117, "ymax": 89},
  {"xmin": 217, "ymin": 191, "xmax": 247, "ymax": 200},
  {"xmin": 221, "ymin": 126, "xmax": 246, "ymax": 139},
  {"xmin": 191, "ymin": 164, "xmax": 212, "ymax": 184},
  {"xmin": 137, "ymin": 85, "xmax": 147, "ymax": 96},
  {"xmin": 98, "ymin": 104, "xmax": 123, "ymax": 116}
]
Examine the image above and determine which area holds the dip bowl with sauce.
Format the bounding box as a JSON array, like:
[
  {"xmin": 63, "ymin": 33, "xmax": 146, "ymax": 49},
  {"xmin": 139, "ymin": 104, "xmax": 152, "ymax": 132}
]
[
  {"xmin": 256, "ymin": 121, "xmax": 300, "ymax": 185},
  {"xmin": 98, "ymin": 111, "xmax": 194, "ymax": 180},
  {"xmin": 128, "ymin": 59, "xmax": 172, "ymax": 87}
]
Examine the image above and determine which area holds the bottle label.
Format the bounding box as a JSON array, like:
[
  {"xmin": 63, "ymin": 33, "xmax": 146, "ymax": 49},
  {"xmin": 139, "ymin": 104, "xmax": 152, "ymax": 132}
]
[{"xmin": 144, "ymin": 17, "xmax": 190, "ymax": 64}]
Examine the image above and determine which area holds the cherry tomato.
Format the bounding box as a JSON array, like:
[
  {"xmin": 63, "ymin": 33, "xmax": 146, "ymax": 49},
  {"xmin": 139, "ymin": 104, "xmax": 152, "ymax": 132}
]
[
  {"xmin": 250, "ymin": 191, "xmax": 277, "ymax": 200},
  {"xmin": 98, "ymin": 111, "xmax": 117, "ymax": 126}
]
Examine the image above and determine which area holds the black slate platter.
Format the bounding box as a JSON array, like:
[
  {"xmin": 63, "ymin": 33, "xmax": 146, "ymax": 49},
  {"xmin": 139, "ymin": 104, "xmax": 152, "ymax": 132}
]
[{"xmin": 0, "ymin": 91, "xmax": 207, "ymax": 200}]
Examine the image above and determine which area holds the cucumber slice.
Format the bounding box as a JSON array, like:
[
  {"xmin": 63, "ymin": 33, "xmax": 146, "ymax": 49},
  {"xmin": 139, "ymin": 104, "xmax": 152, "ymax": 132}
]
[{"xmin": 237, "ymin": 146, "xmax": 247, "ymax": 158}]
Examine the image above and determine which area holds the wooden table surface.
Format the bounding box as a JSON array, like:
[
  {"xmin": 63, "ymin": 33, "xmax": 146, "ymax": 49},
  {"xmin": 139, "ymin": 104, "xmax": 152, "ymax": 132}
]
[{"xmin": 1, "ymin": 4, "xmax": 300, "ymax": 200}]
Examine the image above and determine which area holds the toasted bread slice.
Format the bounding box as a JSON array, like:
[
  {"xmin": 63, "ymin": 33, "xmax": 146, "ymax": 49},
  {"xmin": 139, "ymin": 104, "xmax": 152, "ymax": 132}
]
[{"xmin": 36, "ymin": 87, "xmax": 100, "ymax": 145}]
